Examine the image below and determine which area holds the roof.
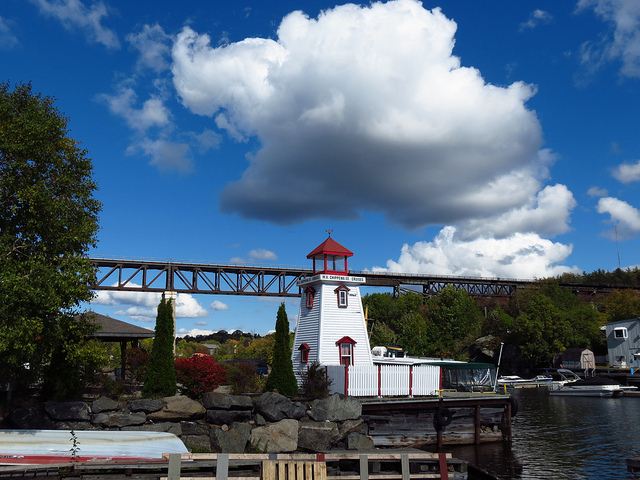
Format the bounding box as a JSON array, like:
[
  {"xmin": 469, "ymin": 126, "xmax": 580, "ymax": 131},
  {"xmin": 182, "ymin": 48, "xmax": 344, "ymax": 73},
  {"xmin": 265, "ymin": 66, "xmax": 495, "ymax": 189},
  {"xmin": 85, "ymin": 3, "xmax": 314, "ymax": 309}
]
[
  {"xmin": 307, "ymin": 237, "xmax": 353, "ymax": 258},
  {"xmin": 78, "ymin": 311, "xmax": 155, "ymax": 341}
]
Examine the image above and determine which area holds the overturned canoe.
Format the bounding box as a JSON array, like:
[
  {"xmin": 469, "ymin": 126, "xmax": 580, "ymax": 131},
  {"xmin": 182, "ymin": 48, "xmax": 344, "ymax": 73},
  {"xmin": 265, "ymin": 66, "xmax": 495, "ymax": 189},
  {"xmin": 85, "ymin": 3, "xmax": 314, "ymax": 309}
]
[{"xmin": 0, "ymin": 429, "xmax": 188, "ymax": 465}]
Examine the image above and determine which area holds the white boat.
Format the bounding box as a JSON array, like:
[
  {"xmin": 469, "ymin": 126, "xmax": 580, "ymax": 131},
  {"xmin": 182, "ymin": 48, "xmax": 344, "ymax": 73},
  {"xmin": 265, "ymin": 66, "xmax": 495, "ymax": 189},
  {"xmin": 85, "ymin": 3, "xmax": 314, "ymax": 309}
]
[
  {"xmin": 549, "ymin": 369, "xmax": 624, "ymax": 397},
  {"xmin": 497, "ymin": 375, "xmax": 552, "ymax": 388},
  {"xmin": 0, "ymin": 429, "xmax": 188, "ymax": 465}
]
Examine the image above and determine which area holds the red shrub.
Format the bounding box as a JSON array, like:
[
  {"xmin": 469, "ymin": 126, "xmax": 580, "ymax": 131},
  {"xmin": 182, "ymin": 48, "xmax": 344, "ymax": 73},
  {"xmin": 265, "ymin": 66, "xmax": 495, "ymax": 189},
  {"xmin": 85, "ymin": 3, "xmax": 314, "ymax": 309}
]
[{"xmin": 174, "ymin": 355, "xmax": 227, "ymax": 399}]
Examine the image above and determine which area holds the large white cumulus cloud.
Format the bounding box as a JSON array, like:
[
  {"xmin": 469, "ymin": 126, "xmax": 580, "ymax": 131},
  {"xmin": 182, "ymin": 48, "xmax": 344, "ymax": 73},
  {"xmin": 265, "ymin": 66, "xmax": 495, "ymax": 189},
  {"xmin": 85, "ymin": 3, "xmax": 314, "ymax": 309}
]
[
  {"xmin": 171, "ymin": 0, "xmax": 557, "ymax": 231},
  {"xmin": 373, "ymin": 226, "xmax": 579, "ymax": 279}
]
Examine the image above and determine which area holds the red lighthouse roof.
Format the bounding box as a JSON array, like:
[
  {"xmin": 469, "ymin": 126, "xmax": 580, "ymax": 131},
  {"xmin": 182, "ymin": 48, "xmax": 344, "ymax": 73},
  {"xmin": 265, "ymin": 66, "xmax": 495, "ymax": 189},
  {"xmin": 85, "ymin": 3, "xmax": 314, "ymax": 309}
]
[
  {"xmin": 307, "ymin": 237, "xmax": 353, "ymax": 258},
  {"xmin": 307, "ymin": 236, "xmax": 352, "ymax": 275}
]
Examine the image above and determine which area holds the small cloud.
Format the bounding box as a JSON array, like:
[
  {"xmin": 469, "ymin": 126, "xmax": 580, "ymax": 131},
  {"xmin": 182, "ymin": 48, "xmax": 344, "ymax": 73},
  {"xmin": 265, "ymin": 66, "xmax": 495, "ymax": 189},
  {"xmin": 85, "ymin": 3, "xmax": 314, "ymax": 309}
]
[
  {"xmin": 587, "ymin": 186, "xmax": 608, "ymax": 197},
  {"xmin": 30, "ymin": 0, "xmax": 120, "ymax": 49},
  {"xmin": 211, "ymin": 300, "xmax": 230, "ymax": 311},
  {"xmin": 126, "ymin": 23, "xmax": 171, "ymax": 73},
  {"xmin": 596, "ymin": 196, "xmax": 640, "ymax": 239},
  {"xmin": 0, "ymin": 17, "xmax": 18, "ymax": 49},
  {"xmin": 520, "ymin": 9, "xmax": 553, "ymax": 31},
  {"xmin": 194, "ymin": 321, "xmax": 208, "ymax": 326},
  {"xmin": 248, "ymin": 248, "xmax": 277, "ymax": 261},
  {"xmin": 177, "ymin": 328, "xmax": 215, "ymax": 337},
  {"xmin": 612, "ymin": 159, "xmax": 640, "ymax": 183}
]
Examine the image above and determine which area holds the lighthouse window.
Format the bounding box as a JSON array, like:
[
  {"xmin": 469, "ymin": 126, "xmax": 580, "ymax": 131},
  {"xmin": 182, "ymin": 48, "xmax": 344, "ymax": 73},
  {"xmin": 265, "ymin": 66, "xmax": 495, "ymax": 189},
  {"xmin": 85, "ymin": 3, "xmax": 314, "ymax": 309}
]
[
  {"xmin": 298, "ymin": 343, "xmax": 311, "ymax": 363},
  {"xmin": 305, "ymin": 287, "xmax": 316, "ymax": 309},
  {"xmin": 335, "ymin": 285, "xmax": 349, "ymax": 308},
  {"xmin": 340, "ymin": 343, "xmax": 352, "ymax": 366}
]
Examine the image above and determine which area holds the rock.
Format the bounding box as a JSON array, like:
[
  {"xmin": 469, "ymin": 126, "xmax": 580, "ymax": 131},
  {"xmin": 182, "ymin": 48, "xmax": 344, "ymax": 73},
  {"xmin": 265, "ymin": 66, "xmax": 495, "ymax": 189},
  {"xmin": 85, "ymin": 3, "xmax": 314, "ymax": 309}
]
[
  {"xmin": 55, "ymin": 421, "xmax": 94, "ymax": 431},
  {"xmin": 92, "ymin": 412, "xmax": 147, "ymax": 428},
  {"xmin": 92, "ymin": 396, "xmax": 120, "ymax": 414},
  {"xmin": 337, "ymin": 418, "xmax": 365, "ymax": 440},
  {"xmin": 44, "ymin": 402, "xmax": 91, "ymax": 421},
  {"xmin": 202, "ymin": 392, "xmax": 253, "ymax": 410},
  {"xmin": 128, "ymin": 399, "xmax": 163, "ymax": 413},
  {"xmin": 346, "ymin": 432, "xmax": 375, "ymax": 450},
  {"xmin": 8, "ymin": 407, "xmax": 56, "ymax": 429},
  {"xmin": 206, "ymin": 409, "xmax": 252, "ymax": 425},
  {"xmin": 254, "ymin": 413, "xmax": 267, "ymax": 426},
  {"xmin": 211, "ymin": 423, "xmax": 252, "ymax": 453},
  {"xmin": 250, "ymin": 419, "xmax": 299, "ymax": 453},
  {"xmin": 147, "ymin": 396, "xmax": 205, "ymax": 422},
  {"xmin": 181, "ymin": 421, "xmax": 210, "ymax": 436},
  {"xmin": 255, "ymin": 392, "xmax": 306, "ymax": 422},
  {"xmin": 182, "ymin": 435, "xmax": 212, "ymax": 452},
  {"xmin": 308, "ymin": 394, "xmax": 361, "ymax": 422},
  {"xmin": 297, "ymin": 420, "xmax": 340, "ymax": 452}
]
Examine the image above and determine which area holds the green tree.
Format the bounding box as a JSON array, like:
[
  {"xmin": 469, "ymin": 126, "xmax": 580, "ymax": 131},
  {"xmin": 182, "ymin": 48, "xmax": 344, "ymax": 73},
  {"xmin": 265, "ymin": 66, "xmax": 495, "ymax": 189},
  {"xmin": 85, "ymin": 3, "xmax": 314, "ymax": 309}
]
[
  {"xmin": 265, "ymin": 303, "xmax": 298, "ymax": 396},
  {"xmin": 142, "ymin": 298, "xmax": 177, "ymax": 398},
  {"xmin": 0, "ymin": 82, "xmax": 102, "ymax": 392},
  {"xmin": 603, "ymin": 289, "xmax": 640, "ymax": 322}
]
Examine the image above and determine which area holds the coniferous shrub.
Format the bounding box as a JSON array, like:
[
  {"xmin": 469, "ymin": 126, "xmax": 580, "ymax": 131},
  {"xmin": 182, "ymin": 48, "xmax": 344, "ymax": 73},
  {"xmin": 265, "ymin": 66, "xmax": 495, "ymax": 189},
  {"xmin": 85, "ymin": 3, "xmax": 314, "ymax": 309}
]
[
  {"xmin": 265, "ymin": 303, "xmax": 298, "ymax": 396},
  {"xmin": 142, "ymin": 298, "xmax": 177, "ymax": 398}
]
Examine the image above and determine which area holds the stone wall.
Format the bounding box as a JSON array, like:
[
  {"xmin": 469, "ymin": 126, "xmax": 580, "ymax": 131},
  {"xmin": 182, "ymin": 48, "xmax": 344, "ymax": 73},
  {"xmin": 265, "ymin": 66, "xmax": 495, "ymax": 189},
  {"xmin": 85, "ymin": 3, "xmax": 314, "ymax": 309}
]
[{"xmin": 2, "ymin": 392, "xmax": 374, "ymax": 453}]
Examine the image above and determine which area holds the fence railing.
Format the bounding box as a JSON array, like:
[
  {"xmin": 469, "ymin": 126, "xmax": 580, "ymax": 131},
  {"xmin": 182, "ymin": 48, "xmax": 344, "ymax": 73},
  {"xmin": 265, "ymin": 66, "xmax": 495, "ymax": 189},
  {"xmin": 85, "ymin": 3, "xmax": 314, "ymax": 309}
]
[{"xmin": 326, "ymin": 364, "xmax": 440, "ymax": 397}]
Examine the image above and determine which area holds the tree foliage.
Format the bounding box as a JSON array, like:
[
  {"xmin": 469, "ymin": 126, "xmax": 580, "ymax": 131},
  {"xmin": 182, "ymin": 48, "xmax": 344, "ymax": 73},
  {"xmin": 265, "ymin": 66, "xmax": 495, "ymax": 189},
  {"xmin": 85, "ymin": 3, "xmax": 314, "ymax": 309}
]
[
  {"xmin": 142, "ymin": 298, "xmax": 177, "ymax": 398},
  {"xmin": 174, "ymin": 354, "xmax": 227, "ymax": 399},
  {"xmin": 0, "ymin": 82, "xmax": 102, "ymax": 392},
  {"xmin": 265, "ymin": 303, "xmax": 298, "ymax": 396}
]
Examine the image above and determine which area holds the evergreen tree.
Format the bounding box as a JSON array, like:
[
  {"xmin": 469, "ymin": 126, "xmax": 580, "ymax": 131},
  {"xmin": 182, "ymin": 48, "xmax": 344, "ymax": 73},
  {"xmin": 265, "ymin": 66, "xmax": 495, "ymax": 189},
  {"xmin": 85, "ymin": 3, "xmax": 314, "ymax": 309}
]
[
  {"xmin": 265, "ymin": 303, "xmax": 298, "ymax": 396},
  {"xmin": 0, "ymin": 82, "xmax": 103, "ymax": 392},
  {"xmin": 142, "ymin": 298, "xmax": 177, "ymax": 398}
]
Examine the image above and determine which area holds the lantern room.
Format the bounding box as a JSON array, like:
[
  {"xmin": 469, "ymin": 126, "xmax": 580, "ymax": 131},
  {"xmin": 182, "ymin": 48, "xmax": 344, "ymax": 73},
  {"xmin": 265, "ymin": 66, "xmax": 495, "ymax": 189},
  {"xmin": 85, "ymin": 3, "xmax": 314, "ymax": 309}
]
[{"xmin": 306, "ymin": 236, "xmax": 353, "ymax": 276}]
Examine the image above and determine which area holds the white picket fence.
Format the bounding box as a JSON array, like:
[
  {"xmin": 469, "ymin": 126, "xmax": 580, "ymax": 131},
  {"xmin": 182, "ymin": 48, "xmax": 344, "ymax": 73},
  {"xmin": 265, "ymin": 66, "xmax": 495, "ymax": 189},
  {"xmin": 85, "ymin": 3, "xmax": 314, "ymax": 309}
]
[{"xmin": 325, "ymin": 364, "xmax": 440, "ymax": 397}]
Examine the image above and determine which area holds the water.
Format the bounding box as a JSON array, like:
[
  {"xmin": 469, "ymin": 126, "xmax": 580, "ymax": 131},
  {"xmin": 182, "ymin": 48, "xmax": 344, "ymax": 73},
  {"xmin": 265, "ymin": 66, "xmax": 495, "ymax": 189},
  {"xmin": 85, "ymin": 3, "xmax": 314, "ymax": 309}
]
[{"xmin": 441, "ymin": 388, "xmax": 640, "ymax": 479}]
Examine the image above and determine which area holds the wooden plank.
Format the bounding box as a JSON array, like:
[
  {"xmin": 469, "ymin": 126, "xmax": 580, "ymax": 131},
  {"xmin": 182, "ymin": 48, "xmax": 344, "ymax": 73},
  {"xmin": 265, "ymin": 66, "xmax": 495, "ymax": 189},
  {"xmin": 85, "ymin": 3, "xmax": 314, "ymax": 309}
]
[
  {"xmin": 314, "ymin": 462, "xmax": 326, "ymax": 480},
  {"xmin": 359, "ymin": 454, "xmax": 369, "ymax": 480},
  {"xmin": 167, "ymin": 453, "xmax": 181, "ymax": 480},
  {"xmin": 263, "ymin": 460, "xmax": 276, "ymax": 480},
  {"xmin": 218, "ymin": 454, "xmax": 229, "ymax": 480},
  {"xmin": 401, "ymin": 454, "xmax": 410, "ymax": 480},
  {"xmin": 438, "ymin": 453, "xmax": 448, "ymax": 480}
]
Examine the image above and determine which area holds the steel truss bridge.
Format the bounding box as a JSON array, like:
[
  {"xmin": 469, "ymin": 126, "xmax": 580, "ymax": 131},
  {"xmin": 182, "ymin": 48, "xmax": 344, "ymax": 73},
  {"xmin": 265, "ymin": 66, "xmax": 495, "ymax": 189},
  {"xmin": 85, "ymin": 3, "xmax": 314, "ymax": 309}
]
[{"xmin": 89, "ymin": 257, "xmax": 625, "ymax": 299}]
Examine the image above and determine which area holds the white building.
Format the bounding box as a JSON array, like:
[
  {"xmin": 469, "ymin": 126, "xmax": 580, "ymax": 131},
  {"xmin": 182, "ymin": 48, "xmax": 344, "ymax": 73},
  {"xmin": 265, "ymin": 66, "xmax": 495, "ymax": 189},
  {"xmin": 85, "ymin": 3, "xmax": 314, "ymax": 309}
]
[
  {"xmin": 291, "ymin": 236, "xmax": 373, "ymax": 376},
  {"xmin": 605, "ymin": 317, "xmax": 640, "ymax": 368}
]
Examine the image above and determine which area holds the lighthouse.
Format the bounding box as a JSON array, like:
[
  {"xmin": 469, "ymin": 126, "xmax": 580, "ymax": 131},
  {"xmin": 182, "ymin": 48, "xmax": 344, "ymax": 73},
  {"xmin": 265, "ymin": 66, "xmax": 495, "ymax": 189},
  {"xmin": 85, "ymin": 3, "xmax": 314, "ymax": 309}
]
[{"xmin": 291, "ymin": 235, "xmax": 373, "ymax": 375}]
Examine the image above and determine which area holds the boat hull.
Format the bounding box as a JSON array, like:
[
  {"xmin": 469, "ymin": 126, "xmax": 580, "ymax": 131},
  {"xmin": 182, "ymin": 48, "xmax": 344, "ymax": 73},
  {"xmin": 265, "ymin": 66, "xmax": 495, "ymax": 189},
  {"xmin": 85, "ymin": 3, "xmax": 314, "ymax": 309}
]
[{"xmin": 0, "ymin": 429, "xmax": 188, "ymax": 465}]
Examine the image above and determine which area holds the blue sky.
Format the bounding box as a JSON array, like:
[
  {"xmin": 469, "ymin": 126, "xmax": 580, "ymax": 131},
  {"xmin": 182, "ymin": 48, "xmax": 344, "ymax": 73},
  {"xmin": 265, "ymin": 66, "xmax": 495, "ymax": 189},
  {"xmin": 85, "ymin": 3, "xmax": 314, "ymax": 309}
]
[{"xmin": 2, "ymin": 0, "xmax": 640, "ymax": 335}]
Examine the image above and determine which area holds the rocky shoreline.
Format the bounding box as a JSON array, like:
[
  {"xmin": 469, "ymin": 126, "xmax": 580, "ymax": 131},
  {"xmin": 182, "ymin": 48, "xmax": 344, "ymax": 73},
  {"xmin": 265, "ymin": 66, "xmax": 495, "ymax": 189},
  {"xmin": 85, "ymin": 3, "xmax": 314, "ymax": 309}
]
[{"xmin": 2, "ymin": 392, "xmax": 373, "ymax": 454}]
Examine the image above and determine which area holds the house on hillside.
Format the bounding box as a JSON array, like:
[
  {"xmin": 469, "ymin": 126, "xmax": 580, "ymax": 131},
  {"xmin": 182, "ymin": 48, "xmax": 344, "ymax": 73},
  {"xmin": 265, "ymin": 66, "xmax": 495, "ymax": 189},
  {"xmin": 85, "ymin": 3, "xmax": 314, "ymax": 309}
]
[{"xmin": 605, "ymin": 318, "xmax": 640, "ymax": 368}]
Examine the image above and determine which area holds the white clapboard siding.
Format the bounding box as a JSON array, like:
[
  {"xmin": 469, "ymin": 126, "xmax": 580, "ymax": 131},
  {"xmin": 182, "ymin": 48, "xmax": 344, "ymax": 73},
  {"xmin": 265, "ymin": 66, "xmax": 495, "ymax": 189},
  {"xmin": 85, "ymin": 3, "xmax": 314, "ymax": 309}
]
[{"xmin": 326, "ymin": 364, "xmax": 441, "ymax": 397}]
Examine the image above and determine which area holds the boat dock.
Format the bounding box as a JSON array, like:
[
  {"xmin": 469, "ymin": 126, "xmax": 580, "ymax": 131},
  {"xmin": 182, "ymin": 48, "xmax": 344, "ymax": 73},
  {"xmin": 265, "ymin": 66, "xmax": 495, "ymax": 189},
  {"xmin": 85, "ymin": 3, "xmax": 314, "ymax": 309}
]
[{"xmin": 0, "ymin": 451, "xmax": 468, "ymax": 480}]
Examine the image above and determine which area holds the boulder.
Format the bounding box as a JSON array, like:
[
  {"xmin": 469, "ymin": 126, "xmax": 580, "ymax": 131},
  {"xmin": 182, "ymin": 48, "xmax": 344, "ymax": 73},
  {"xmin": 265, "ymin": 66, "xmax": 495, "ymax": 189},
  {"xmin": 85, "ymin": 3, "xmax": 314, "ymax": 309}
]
[
  {"xmin": 308, "ymin": 394, "xmax": 361, "ymax": 422},
  {"xmin": 92, "ymin": 411, "xmax": 147, "ymax": 428},
  {"xmin": 91, "ymin": 396, "xmax": 120, "ymax": 414},
  {"xmin": 147, "ymin": 396, "xmax": 205, "ymax": 422},
  {"xmin": 337, "ymin": 418, "xmax": 365, "ymax": 440},
  {"xmin": 250, "ymin": 419, "xmax": 299, "ymax": 453},
  {"xmin": 181, "ymin": 421, "xmax": 211, "ymax": 436},
  {"xmin": 128, "ymin": 399, "xmax": 163, "ymax": 413},
  {"xmin": 206, "ymin": 409, "xmax": 252, "ymax": 425},
  {"xmin": 346, "ymin": 432, "xmax": 375, "ymax": 450},
  {"xmin": 122, "ymin": 423, "xmax": 182, "ymax": 435},
  {"xmin": 7, "ymin": 407, "xmax": 56, "ymax": 429},
  {"xmin": 297, "ymin": 420, "xmax": 340, "ymax": 452},
  {"xmin": 202, "ymin": 392, "xmax": 253, "ymax": 410},
  {"xmin": 44, "ymin": 401, "xmax": 91, "ymax": 421},
  {"xmin": 255, "ymin": 392, "xmax": 306, "ymax": 422},
  {"xmin": 211, "ymin": 422, "xmax": 252, "ymax": 453},
  {"xmin": 182, "ymin": 435, "xmax": 212, "ymax": 452}
]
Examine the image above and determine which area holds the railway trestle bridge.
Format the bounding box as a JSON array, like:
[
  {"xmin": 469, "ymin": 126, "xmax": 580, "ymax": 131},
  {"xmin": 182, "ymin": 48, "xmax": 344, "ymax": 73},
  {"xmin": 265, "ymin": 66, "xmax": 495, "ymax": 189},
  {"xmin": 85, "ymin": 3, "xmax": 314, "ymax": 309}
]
[{"xmin": 89, "ymin": 258, "xmax": 623, "ymax": 299}]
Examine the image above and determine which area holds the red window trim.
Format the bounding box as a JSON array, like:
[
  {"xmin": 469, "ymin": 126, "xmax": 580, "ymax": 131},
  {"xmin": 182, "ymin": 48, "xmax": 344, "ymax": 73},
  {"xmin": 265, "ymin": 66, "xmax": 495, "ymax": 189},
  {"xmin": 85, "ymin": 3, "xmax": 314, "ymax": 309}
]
[
  {"xmin": 334, "ymin": 285, "xmax": 349, "ymax": 308},
  {"xmin": 298, "ymin": 343, "xmax": 311, "ymax": 363},
  {"xmin": 304, "ymin": 287, "xmax": 316, "ymax": 309}
]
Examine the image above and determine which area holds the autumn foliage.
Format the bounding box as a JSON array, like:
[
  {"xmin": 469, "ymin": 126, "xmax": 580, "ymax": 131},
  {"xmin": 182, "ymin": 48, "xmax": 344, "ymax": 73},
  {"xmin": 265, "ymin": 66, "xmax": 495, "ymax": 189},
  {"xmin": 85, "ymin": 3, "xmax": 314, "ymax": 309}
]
[{"xmin": 174, "ymin": 354, "xmax": 227, "ymax": 399}]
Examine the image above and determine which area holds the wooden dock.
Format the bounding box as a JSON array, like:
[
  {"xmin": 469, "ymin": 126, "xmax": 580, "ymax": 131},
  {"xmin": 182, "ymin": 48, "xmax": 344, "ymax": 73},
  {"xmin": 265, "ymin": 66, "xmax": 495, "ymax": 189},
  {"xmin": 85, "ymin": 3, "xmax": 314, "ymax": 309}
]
[{"xmin": 0, "ymin": 452, "xmax": 468, "ymax": 480}]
